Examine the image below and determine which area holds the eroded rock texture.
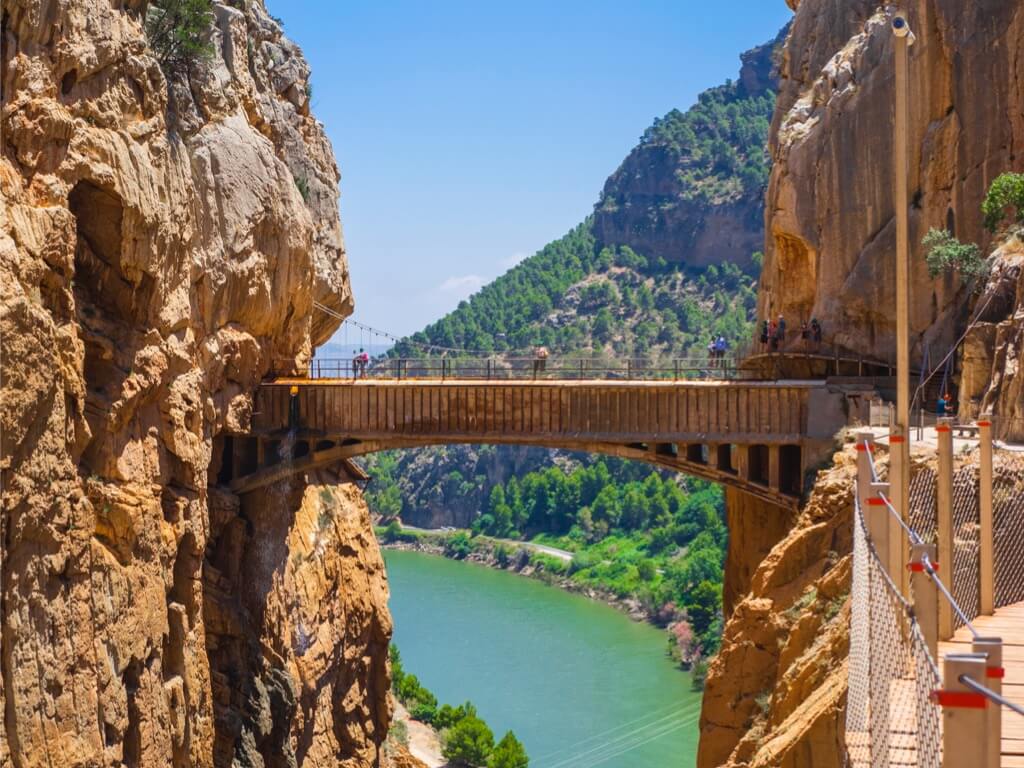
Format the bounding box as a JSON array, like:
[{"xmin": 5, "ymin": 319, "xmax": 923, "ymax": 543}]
[
  {"xmin": 699, "ymin": 455, "xmax": 855, "ymax": 768},
  {"xmin": 760, "ymin": 1, "xmax": 1024, "ymax": 363},
  {"xmin": 1, "ymin": 1, "xmax": 389, "ymax": 765},
  {"xmin": 959, "ymin": 239, "xmax": 1024, "ymax": 437}
]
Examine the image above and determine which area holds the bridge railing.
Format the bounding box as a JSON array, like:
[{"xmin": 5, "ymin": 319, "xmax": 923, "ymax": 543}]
[
  {"xmin": 847, "ymin": 424, "xmax": 1024, "ymax": 767},
  {"xmin": 306, "ymin": 356, "xmax": 747, "ymax": 381}
]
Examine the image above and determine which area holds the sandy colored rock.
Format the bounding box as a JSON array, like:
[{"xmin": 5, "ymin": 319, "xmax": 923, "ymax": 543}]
[
  {"xmin": 698, "ymin": 453, "xmax": 856, "ymax": 768},
  {"xmin": 1, "ymin": 1, "xmax": 388, "ymax": 766},
  {"xmin": 759, "ymin": 1, "xmax": 1024, "ymax": 366}
]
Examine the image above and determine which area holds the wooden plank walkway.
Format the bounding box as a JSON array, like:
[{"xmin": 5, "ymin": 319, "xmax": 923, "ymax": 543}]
[{"xmin": 940, "ymin": 600, "xmax": 1024, "ymax": 767}]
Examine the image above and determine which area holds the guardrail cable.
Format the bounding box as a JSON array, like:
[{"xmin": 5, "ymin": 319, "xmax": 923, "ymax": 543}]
[{"xmin": 960, "ymin": 675, "xmax": 1024, "ymax": 717}]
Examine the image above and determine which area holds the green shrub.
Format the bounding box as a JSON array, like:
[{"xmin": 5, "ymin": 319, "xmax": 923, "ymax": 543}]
[
  {"xmin": 921, "ymin": 228, "xmax": 988, "ymax": 287},
  {"xmin": 488, "ymin": 731, "xmax": 529, "ymax": 768},
  {"xmin": 982, "ymin": 172, "xmax": 1024, "ymax": 233},
  {"xmin": 411, "ymin": 701, "xmax": 438, "ymax": 724},
  {"xmin": 444, "ymin": 531, "xmax": 474, "ymax": 559},
  {"xmin": 443, "ymin": 714, "xmax": 495, "ymax": 766},
  {"xmin": 295, "ymin": 175, "xmax": 311, "ymax": 203},
  {"xmin": 145, "ymin": 0, "xmax": 215, "ymax": 74}
]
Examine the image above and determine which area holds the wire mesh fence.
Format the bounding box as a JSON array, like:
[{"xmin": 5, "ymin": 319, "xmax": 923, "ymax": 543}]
[
  {"xmin": 909, "ymin": 465, "xmax": 937, "ymax": 541},
  {"xmin": 993, "ymin": 447, "xmax": 1024, "ymax": 608},
  {"xmin": 847, "ymin": 498, "xmax": 943, "ymax": 768},
  {"xmin": 951, "ymin": 461, "xmax": 981, "ymax": 630}
]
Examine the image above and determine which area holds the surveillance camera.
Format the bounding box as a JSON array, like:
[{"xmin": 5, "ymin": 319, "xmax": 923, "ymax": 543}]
[{"xmin": 892, "ymin": 13, "xmax": 911, "ymax": 38}]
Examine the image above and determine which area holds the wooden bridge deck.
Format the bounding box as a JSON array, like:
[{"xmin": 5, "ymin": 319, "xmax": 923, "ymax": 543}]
[
  {"xmin": 219, "ymin": 378, "xmax": 855, "ymax": 505},
  {"xmin": 941, "ymin": 601, "xmax": 1024, "ymax": 766}
]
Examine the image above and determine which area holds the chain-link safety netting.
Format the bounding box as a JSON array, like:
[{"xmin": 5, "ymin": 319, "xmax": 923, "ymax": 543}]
[
  {"xmin": 951, "ymin": 460, "xmax": 981, "ymax": 629},
  {"xmin": 994, "ymin": 447, "xmax": 1024, "ymax": 608},
  {"xmin": 846, "ymin": 498, "xmax": 943, "ymax": 768}
]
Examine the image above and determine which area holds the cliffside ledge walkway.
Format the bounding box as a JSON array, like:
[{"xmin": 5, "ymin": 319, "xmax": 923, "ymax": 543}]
[
  {"xmin": 217, "ymin": 359, "xmax": 869, "ymax": 509},
  {"xmin": 847, "ymin": 424, "xmax": 1024, "ymax": 767}
]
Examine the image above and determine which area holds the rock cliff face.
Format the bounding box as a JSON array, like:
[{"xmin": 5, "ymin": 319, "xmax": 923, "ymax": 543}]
[
  {"xmin": 710, "ymin": 3, "xmax": 1024, "ymax": 765},
  {"xmin": 759, "ymin": 1, "xmax": 1024, "ymax": 363},
  {"xmin": 1, "ymin": 1, "xmax": 389, "ymax": 766},
  {"xmin": 699, "ymin": 455, "xmax": 855, "ymax": 768},
  {"xmin": 959, "ymin": 238, "xmax": 1024, "ymax": 437}
]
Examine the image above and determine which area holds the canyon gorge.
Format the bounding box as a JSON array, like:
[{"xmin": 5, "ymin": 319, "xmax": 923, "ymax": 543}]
[{"xmin": 4, "ymin": 1, "xmax": 1024, "ymax": 767}]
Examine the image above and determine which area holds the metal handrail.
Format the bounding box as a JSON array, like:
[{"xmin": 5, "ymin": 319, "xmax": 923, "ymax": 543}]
[
  {"xmin": 862, "ymin": 437, "xmax": 981, "ymax": 638},
  {"xmin": 305, "ymin": 356, "xmax": 747, "ymax": 381}
]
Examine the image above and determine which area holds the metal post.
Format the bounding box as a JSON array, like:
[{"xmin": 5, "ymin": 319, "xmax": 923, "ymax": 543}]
[
  {"xmin": 674, "ymin": 359, "xmax": 679, "ymax": 381},
  {"xmin": 939, "ymin": 654, "xmax": 991, "ymax": 768},
  {"xmin": 979, "ymin": 413, "xmax": 994, "ymax": 615},
  {"xmin": 627, "ymin": 359, "xmax": 632, "ymax": 380},
  {"xmin": 892, "ymin": 8, "xmax": 914, "ymax": 606},
  {"xmin": 890, "ymin": 426, "xmax": 910, "ymax": 597},
  {"xmin": 487, "ymin": 358, "xmax": 492, "ymax": 380},
  {"xmin": 972, "ymin": 636, "xmax": 1003, "ymax": 768},
  {"xmin": 910, "ymin": 542, "xmax": 938, "ymax": 660},
  {"xmin": 937, "ymin": 417, "xmax": 955, "ymax": 639}
]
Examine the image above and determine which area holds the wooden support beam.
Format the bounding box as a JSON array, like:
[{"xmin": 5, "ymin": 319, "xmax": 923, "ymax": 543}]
[
  {"xmin": 979, "ymin": 415, "xmax": 994, "ymax": 616},
  {"xmin": 937, "ymin": 417, "xmax": 955, "ymax": 640}
]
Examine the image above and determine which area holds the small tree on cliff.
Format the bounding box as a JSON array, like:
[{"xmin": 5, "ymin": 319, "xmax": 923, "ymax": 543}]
[
  {"xmin": 145, "ymin": 0, "xmax": 215, "ymax": 74},
  {"xmin": 443, "ymin": 714, "xmax": 495, "ymax": 766},
  {"xmin": 488, "ymin": 731, "xmax": 529, "ymax": 768},
  {"xmin": 982, "ymin": 172, "xmax": 1024, "ymax": 233}
]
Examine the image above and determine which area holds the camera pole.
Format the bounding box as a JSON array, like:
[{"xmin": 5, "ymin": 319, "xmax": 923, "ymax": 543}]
[{"xmin": 892, "ymin": 10, "xmax": 915, "ymax": 595}]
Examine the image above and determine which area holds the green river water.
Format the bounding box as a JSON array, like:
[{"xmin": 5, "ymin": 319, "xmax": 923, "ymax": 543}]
[{"xmin": 384, "ymin": 550, "xmax": 701, "ymax": 767}]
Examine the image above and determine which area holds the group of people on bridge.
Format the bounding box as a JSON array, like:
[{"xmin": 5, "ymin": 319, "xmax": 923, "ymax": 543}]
[{"xmin": 759, "ymin": 314, "xmax": 823, "ymax": 352}]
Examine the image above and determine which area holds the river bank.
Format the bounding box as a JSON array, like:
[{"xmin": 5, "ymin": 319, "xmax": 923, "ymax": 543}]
[
  {"xmin": 384, "ymin": 549, "xmax": 702, "ymax": 766},
  {"xmin": 377, "ymin": 527, "xmax": 653, "ymax": 623}
]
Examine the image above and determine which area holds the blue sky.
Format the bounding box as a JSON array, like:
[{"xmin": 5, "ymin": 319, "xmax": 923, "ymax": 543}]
[{"xmin": 266, "ymin": 1, "xmax": 793, "ymax": 340}]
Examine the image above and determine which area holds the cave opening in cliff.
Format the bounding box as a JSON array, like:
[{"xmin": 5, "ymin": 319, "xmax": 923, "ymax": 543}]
[{"xmin": 68, "ymin": 180, "xmax": 153, "ymax": 474}]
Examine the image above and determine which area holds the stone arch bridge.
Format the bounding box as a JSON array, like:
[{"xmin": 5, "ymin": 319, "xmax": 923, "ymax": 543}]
[{"xmin": 219, "ymin": 378, "xmax": 855, "ymax": 510}]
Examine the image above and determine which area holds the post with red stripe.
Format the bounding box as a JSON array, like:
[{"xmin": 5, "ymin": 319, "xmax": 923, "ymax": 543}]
[
  {"xmin": 937, "ymin": 417, "xmax": 955, "ymax": 639},
  {"xmin": 910, "ymin": 542, "xmax": 938, "ymax": 660},
  {"xmin": 856, "ymin": 431, "xmax": 876, "ymax": 514},
  {"xmin": 890, "ymin": 426, "xmax": 910, "ymax": 598},
  {"xmin": 972, "ymin": 637, "xmax": 1003, "ymax": 768},
  {"xmin": 938, "ymin": 654, "xmax": 990, "ymax": 768},
  {"xmin": 979, "ymin": 414, "xmax": 994, "ymax": 615}
]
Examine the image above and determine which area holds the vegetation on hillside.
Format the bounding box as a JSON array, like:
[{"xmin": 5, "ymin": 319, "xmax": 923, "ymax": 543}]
[
  {"xmin": 392, "ymin": 226, "xmax": 758, "ymax": 360},
  {"xmin": 390, "ymin": 645, "xmax": 528, "ymax": 767},
  {"xmin": 603, "ymin": 83, "xmax": 775, "ymax": 210}
]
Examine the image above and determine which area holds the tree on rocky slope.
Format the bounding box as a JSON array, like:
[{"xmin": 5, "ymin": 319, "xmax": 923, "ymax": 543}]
[
  {"xmin": 488, "ymin": 731, "xmax": 529, "ymax": 768},
  {"xmin": 146, "ymin": 0, "xmax": 215, "ymax": 74}
]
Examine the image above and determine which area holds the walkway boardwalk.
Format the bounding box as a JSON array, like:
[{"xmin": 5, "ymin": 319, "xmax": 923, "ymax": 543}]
[{"xmin": 941, "ymin": 601, "xmax": 1024, "ymax": 767}]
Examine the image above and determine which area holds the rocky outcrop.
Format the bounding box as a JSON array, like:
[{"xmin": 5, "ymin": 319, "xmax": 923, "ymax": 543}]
[
  {"xmin": 1, "ymin": 1, "xmax": 388, "ymax": 765},
  {"xmin": 760, "ymin": 1, "xmax": 1024, "ymax": 363},
  {"xmin": 591, "ymin": 30, "xmax": 784, "ymax": 271},
  {"xmin": 699, "ymin": 452, "xmax": 855, "ymax": 768},
  {"xmin": 958, "ymin": 238, "xmax": 1024, "ymax": 437}
]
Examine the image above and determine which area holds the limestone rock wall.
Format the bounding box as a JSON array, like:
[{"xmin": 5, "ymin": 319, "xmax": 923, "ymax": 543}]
[
  {"xmin": 0, "ymin": 1, "xmax": 389, "ymax": 765},
  {"xmin": 760, "ymin": 0, "xmax": 1024, "ymax": 363},
  {"xmin": 699, "ymin": 454, "xmax": 856, "ymax": 768},
  {"xmin": 958, "ymin": 239, "xmax": 1024, "ymax": 437}
]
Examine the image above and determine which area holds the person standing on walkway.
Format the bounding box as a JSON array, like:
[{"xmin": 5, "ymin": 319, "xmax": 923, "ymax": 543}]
[
  {"xmin": 810, "ymin": 318, "xmax": 823, "ymax": 345},
  {"xmin": 776, "ymin": 314, "xmax": 787, "ymax": 347},
  {"xmin": 533, "ymin": 345, "xmax": 549, "ymax": 378},
  {"xmin": 937, "ymin": 393, "xmax": 947, "ymax": 417},
  {"xmin": 768, "ymin": 320, "xmax": 778, "ymax": 351},
  {"xmin": 760, "ymin": 320, "xmax": 769, "ymax": 349}
]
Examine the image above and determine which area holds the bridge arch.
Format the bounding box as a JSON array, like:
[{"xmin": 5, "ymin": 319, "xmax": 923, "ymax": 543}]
[{"xmin": 218, "ymin": 378, "xmax": 853, "ymax": 510}]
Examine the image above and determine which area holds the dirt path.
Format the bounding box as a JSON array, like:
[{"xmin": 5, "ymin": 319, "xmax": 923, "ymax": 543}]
[{"xmin": 393, "ymin": 701, "xmax": 446, "ymax": 767}]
